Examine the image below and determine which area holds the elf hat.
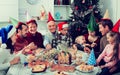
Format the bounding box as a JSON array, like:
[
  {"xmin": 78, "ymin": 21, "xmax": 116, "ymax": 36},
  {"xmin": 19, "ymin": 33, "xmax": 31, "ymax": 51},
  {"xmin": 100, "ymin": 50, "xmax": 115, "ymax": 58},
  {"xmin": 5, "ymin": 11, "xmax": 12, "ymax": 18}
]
[
  {"xmin": 102, "ymin": 9, "xmax": 110, "ymax": 20},
  {"xmin": 9, "ymin": 17, "xmax": 19, "ymax": 26},
  {"xmin": 58, "ymin": 22, "xmax": 68, "ymax": 31},
  {"xmin": 112, "ymin": 19, "xmax": 120, "ymax": 33},
  {"xmin": 47, "ymin": 12, "xmax": 55, "ymax": 23},
  {"xmin": 87, "ymin": 14, "xmax": 98, "ymax": 32}
]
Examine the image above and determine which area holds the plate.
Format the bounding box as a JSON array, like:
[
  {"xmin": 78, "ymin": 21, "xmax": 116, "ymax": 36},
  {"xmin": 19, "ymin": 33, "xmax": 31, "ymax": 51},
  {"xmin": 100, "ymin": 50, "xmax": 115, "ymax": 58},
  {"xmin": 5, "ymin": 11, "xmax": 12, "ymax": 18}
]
[{"xmin": 76, "ymin": 65, "xmax": 94, "ymax": 73}]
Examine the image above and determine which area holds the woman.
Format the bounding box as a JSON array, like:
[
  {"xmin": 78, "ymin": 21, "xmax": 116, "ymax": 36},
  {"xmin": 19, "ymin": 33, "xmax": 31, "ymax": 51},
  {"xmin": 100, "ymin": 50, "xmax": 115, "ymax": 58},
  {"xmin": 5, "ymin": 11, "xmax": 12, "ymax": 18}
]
[
  {"xmin": 26, "ymin": 19, "xmax": 44, "ymax": 48},
  {"xmin": 84, "ymin": 14, "xmax": 101, "ymax": 58}
]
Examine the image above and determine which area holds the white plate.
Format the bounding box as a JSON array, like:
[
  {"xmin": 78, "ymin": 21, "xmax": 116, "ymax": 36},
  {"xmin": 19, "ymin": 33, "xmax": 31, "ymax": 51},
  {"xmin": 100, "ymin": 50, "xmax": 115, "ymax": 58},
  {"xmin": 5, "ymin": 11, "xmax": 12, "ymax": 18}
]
[{"xmin": 76, "ymin": 65, "xmax": 94, "ymax": 73}]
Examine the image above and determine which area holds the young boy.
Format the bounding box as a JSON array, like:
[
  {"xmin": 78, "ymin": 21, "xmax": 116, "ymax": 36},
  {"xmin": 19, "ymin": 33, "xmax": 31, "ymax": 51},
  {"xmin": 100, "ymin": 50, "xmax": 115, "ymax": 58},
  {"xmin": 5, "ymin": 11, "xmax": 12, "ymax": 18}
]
[{"xmin": 52, "ymin": 22, "xmax": 73, "ymax": 49}]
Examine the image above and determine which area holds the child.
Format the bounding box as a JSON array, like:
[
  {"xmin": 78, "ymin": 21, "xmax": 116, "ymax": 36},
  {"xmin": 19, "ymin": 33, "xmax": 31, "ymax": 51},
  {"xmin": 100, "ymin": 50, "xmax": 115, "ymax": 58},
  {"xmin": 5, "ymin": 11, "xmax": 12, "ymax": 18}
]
[
  {"xmin": 73, "ymin": 35, "xmax": 91, "ymax": 53},
  {"xmin": 52, "ymin": 22, "xmax": 72, "ymax": 49},
  {"xmin": 96, "ymin": 31, "xmax": 120, "ymax": 75}
]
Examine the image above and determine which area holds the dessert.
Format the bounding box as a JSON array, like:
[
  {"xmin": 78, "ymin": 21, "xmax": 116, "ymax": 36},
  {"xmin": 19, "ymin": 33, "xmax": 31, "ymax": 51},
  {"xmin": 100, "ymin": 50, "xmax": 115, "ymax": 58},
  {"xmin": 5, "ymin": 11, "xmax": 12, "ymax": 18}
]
[{"xmin": 58, "ymin": 51, "xmax": 71, "ymax": 64}]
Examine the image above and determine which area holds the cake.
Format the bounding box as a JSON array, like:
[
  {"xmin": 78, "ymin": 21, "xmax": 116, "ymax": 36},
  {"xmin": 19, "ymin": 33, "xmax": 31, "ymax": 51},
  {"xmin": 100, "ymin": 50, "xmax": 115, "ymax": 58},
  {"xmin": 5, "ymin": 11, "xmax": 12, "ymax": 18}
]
[{"xmin": 58, "ymin": 51, "xmax": 71, "ymax": 64}]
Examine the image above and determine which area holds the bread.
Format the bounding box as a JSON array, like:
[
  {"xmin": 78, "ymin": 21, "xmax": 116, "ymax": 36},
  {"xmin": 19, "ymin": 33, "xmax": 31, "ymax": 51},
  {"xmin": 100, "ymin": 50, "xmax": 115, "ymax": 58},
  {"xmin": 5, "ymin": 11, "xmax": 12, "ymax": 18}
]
[
  {"xmin": 79, "ymin": 64, "xmax": 94, "ymax": 72},
  {"xmin": 51, "ymin": 64, "xmax": 75, "ymax": 72},
  {"xmin": 32, "ymin": 64, "xmax": 46, "ymax": 73}
]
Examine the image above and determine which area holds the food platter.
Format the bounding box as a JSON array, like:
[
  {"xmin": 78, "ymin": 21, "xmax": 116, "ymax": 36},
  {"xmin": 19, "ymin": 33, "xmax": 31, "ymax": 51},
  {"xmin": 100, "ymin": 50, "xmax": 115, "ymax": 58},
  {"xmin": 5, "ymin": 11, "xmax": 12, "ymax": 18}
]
[{"xmin": 76, "ymin": 65, "xmax": 94, "ymax": 73}]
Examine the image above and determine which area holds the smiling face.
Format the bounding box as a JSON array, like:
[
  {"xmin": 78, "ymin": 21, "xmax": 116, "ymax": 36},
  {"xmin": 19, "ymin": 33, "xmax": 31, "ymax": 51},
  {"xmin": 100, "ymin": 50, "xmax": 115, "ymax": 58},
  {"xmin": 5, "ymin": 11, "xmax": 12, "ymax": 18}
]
[
  {"xmin": 47, "ymin": 21, "xmax": 56, "ymax": 33},
  {"xmin": 28, "ymin": 23, "xmax": 37, "ymax": 34},
  {"xmin": 18, "ymin": 25, "xmax": 28, "ymax": 37},
  {"xmin": 99, "ymin": 24, "xmax": 109, "ymax": 36},
  {"xmin": 106, "ymin": 32, "xmax": 115, "ymax": 44}
]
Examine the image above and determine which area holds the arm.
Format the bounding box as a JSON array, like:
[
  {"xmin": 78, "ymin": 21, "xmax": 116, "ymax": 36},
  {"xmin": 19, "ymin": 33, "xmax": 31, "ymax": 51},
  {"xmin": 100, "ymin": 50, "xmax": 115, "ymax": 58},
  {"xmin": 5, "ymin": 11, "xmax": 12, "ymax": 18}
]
[
  {"xmin": 97, "ymin": 45, "xmax": 108, "ymax": 64},
  {"xmin": 43, "ymin": 35, "xmax": 50, "ymax": 47}
]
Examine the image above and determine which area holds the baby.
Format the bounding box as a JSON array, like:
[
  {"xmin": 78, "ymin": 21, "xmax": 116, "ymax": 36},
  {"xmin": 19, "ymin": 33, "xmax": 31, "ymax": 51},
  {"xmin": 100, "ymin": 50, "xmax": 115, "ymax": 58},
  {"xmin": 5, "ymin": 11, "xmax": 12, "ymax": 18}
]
[{"xmin": 73, "ymin": 35, "xmax": 91, "ymax": 53}]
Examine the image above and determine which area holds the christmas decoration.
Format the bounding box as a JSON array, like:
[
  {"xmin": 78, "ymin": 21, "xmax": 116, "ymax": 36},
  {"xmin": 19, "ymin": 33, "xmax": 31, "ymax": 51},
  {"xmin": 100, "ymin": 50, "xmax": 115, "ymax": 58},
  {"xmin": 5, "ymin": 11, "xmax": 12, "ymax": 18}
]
[
  {"xmin": 68, "ymin": 0, "xmax": 102, "ymax": 42},
  {"xmin": 87, "ymin": 48, "xmax": 96, "ymax": 65},
  {"xmin": 87, "ymin": 14, "xmax": 98, "ymax": 32},
  {"xmin": 40, "ymin": 5, "xmax": 46, "ymax": 20},
  {"xmin": 112, "ymin": 19, "xmax": 120, "ymax": 33}
]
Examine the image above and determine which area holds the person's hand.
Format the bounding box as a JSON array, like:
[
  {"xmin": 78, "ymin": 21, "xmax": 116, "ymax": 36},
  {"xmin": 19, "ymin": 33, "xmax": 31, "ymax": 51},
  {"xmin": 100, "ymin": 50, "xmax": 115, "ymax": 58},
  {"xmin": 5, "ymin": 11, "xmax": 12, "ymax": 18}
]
[
  {"xmin": 84, "ymin": 47, "xmax": 91, "ymax": 54},
  {"xmin": 10, "ymin": 56, "xmax": 20, "ymax": 65},
  {"xmin": 45, "ymin": 44, "xmax": 52, "ymax": 50},
  {"xmin": 100, "ymin": 65, "xmax": 105, "ymax": 69},
  {"xmin": 91, "ymin": 42, "xmax": 97, "ymax": 48},
  {"xmin": 72, "ymin": 44, "xmax": 77, "ymax": 50}
]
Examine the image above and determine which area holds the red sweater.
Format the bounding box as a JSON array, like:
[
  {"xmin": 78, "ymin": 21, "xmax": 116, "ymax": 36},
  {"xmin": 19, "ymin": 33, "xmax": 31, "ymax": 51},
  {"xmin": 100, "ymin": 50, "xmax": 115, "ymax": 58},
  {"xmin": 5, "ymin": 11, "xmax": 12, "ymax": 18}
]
[{"xmin": 26, "ymin": 32, "xmax": 44, "ymax": 48}]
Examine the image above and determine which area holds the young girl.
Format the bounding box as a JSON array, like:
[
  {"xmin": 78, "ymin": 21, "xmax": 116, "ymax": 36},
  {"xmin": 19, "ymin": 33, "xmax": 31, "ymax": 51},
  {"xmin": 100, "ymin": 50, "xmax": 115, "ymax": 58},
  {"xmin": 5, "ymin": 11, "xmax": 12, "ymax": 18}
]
[{"xmin": 96, "ymin": 31, "xmax": 120, "ymax": 75}]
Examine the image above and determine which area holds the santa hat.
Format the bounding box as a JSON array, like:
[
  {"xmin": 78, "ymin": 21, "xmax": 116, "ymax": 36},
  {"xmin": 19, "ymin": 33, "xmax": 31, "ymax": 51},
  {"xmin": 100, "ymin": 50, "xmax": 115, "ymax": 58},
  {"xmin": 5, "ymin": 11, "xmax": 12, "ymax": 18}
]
[
  {"xmin": 47, "ymin": 12, "xmax": 55, "ymax": 23},
  {"xmin": 26, "ymin": 19, "xmax": 37, "ymax": 26},
  {"xmin": 0, "ymin": 25, "xmax": 13, "ymax": 43},
  {"xmin": 58, "ymin": 22, "xmax": 68, "ymax": 31},
  {"xmin": 87, "ymin": 14, "xmax": 98, "ymax": 31},
  {"xmin": 102, "ymin": 9, "xmax": 110, "ymax": 20},
  {"xmin": 87, "ymin": 48, "xmax": 96, "ymax": 65},
  {"xmin": 16, "ymin": 22, "xmax": 26, "ymax": 29},
  {"xmin": 112, "ymin": 19, "xmax": 120, "ymax": 33},
  {"xmin": 9, "ymin": 17, "xmax": 19, "ymax": 26}
]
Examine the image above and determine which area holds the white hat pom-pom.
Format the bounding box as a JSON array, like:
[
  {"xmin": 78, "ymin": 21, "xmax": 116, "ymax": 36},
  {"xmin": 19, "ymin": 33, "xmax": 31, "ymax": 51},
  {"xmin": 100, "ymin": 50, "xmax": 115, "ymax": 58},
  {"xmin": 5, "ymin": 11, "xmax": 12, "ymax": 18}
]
[{"xmin": 1, "ymin": 44, "xmax": 7, "ymax": 49}]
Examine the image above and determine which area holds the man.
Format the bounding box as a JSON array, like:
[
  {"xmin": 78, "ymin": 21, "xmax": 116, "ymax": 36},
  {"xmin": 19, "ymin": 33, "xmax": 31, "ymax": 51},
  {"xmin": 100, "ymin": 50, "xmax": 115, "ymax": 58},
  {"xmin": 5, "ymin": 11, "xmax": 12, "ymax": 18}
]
[
  {"xmin": 98, "ymin": 10, "xmax": 113, "ymax": 54},
  {"xmin": 44, "ymin": 12, "xmax": 58, "ymax": 50},
  {"xmin": 13, "ymin": 22, "xmax": 28, "ymax": 53}
]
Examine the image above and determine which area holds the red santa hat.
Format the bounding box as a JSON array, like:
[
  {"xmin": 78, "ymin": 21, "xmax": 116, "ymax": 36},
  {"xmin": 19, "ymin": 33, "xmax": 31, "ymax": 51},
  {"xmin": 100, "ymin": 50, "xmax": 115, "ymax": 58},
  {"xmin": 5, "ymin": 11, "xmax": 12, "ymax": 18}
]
[
  {"xmin": 58, "ymin": 22, "xmax": 68, "ymax": 31},
  {"xmin": 47, "ymin": 12, "xmax": 55, "ymax": 23},
  {"xmin": 112, "ymin": 19, "xmax": 120, "ymax": 33},
  {"xmin": 26, "ymin": 19, "xmax": 37, "ymax": 26}
]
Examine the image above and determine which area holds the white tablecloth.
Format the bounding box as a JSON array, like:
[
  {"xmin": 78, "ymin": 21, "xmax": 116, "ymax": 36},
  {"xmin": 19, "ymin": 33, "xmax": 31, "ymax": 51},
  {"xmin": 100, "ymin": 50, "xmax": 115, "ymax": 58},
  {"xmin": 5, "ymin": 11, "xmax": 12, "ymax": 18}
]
[{"xmin": 7, "ymin": 64, "xmax": 101, "ymax": 75}]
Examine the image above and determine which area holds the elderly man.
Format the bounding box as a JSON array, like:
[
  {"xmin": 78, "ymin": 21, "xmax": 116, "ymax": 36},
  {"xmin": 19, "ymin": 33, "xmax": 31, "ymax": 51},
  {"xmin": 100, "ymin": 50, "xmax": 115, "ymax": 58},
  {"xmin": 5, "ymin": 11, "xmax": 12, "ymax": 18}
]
[{"xmin": 44, "ymin": 12, "xmax": 58, "ymax": 50}]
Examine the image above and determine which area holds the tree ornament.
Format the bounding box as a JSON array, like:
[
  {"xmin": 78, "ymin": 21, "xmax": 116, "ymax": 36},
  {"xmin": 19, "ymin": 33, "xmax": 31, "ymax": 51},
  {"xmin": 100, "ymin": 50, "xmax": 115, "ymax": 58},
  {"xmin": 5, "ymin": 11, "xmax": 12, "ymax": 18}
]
[{"xmin": 82, "ymin": 0, "xmax": 85, "ymax": 3}]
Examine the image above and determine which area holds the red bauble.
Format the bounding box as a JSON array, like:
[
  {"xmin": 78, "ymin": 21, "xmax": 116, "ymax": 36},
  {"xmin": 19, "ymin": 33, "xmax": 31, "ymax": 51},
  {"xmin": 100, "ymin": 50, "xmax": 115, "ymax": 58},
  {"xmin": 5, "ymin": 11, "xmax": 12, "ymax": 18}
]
[
  {"xmin": 89, "ymin": 6, "xmax": 93, "ymax": 9},
  {"xmin": 75, "ymin": 6, "xmax": 78, "ymax": 10}
]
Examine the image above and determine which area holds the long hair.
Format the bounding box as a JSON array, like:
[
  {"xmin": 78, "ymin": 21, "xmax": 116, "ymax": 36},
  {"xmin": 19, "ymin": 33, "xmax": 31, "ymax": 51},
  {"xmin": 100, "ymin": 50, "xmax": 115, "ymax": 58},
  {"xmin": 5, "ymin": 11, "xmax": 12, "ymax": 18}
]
[{"xmin": 108, "ymin": 31, "xmax": 120, "ymax": 61}]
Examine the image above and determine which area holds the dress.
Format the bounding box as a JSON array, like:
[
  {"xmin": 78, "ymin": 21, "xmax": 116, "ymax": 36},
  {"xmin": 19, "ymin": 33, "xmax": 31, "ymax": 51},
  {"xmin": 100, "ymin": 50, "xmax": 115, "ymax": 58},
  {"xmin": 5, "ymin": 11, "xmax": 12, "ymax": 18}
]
[
  {"xmin": 97, "ymin": 44, "xmax": 117, "ymax": 71},
  {"xmin": 26, "ymin": 32, "xmax": 44, "ymax": 48}
]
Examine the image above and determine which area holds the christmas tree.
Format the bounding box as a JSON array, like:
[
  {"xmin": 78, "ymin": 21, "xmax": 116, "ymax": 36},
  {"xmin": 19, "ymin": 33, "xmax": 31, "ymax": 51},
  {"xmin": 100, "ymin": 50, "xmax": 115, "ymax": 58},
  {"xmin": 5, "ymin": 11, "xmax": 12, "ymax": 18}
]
[{"xmin": 68, "ymin": 0, "xmax": 102, "ymax": 42}]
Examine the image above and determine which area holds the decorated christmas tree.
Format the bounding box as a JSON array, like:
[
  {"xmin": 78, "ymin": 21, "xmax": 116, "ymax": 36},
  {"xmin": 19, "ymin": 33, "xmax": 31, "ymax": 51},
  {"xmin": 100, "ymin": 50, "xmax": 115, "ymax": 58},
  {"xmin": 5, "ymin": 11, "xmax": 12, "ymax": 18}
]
[{"xmin": 68, "ymin": 0, "xmax": 102, "ymax": 42}]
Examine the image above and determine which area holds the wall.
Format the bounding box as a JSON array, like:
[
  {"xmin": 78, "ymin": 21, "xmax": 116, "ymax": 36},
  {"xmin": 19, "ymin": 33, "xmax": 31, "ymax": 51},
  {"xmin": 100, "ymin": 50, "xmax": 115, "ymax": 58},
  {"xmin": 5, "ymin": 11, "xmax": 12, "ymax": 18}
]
[
  {"xmin": 99, "ymin": 0, "xmax": 120, "ymax": 24},
  {"xmin": 0, "ymin": 0, "xmax": 120, "ymax": 37}
]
